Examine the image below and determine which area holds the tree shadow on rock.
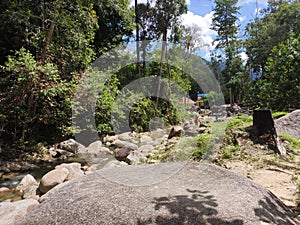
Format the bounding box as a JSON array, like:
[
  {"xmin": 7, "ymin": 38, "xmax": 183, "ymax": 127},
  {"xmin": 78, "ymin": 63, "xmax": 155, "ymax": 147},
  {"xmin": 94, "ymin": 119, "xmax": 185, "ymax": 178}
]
[
  {"xmin": 254, "ymin": 192, "xmax": 297, "ymax": 225},
  {"xmin": 137, "ymin": 189, "xmax": 244, "ymax": 225}
]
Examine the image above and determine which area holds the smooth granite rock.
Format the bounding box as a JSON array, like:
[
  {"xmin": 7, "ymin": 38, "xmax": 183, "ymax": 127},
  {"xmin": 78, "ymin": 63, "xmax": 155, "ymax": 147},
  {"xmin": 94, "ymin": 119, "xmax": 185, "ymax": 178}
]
[
  {"xmin": 0, "ymin": 199, "xmax": 39, "ymax": 225},
  {"xmin": 16, "ymin": 163, "xmax": 297, "ymax": 225},
  {"xmin": 38, "ymin": 168, "xmax": 69, "ymax": 194}
]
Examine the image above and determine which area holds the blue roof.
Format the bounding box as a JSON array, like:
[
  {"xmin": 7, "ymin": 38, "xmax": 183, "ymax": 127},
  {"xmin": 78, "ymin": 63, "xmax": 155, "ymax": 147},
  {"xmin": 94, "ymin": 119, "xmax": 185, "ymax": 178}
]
[{"xmin": 197, "ymin": 93, "xmax": 208, "ymax": 97}]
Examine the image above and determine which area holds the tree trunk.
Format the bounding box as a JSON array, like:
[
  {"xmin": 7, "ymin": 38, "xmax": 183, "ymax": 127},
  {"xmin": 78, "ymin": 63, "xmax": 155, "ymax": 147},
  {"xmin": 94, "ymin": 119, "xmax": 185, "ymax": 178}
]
[
  {"xmin": 135, "ymin": 0, "xmax": 141, "ymax": 77},
  {"xmin": 156, "ymin": 30, "xmax": 167, "ymax": 104},
  {"xmin": 40, "ymin": 21, "xmax": 55, "ymax": 62},
  {"xmin": 252, "ymin": 110, "xmax": 286, "ymax": 156}
]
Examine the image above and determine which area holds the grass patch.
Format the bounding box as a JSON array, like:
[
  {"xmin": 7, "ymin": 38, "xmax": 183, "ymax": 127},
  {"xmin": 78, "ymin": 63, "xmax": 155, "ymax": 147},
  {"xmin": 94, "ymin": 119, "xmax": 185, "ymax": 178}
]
[
  {"xmin": 192, "ymin": 134, "xmax": 211, "ymax": 161},
  {"xmin": 279, "ymin": 133, "xmax": 300, "ymax": 151},
  {"xmin": 226, "ymin": 115, "xmax": 252, "ymax": 130},
  {"xmin": 272, "ymin": 111, "xmax": 288, "ymax": 119},
  {"xmin": 222, "ymin": 149, "xmax": 232, "ymax": 159}
]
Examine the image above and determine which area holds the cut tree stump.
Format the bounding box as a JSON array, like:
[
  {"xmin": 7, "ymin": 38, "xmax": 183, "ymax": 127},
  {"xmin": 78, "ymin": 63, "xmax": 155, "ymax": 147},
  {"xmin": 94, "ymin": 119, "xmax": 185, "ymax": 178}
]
[{"xmin": 253, "ymin": 110, "xmax": 286, "ymax": 156}]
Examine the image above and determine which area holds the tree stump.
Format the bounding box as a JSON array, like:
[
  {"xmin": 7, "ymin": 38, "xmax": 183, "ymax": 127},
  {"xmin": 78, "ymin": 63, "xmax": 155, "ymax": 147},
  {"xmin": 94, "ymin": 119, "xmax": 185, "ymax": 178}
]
[
  {"xmin": 253, "ymin": 110, "xmax": 276, "ymax": 136},
  {"xmin": 252, "ymin": 110, "xmax": 286, "ymax": 156}
]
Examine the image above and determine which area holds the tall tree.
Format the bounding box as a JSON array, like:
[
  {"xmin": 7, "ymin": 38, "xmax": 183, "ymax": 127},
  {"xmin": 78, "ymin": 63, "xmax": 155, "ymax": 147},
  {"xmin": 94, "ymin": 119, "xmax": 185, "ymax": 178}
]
[
  {"xmin": 245, "ymin": 1, "xmax": 300, "ymax": 76},
  {"xmin": 152, "ymin": 0, "xmax": 187, "ymax": 102},
  {"xmin": 251, "ymin": 34, "xmax": 300, "ymax": 110},
  {"xmin": 136, "ymin": 2, "xmax": 158, "ymax": 69},
  {"xmin": 211, "ymin": 0, "xmax": 244, "ymax": 104},
  {"xmin": 93, "ymin": 0, "xmax": 134, "ymax": 56}
]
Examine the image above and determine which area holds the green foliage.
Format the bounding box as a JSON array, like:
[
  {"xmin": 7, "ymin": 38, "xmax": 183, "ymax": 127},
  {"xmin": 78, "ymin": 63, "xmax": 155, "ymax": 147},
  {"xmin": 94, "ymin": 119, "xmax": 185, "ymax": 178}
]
[
  {"xmin": 211, "ymin": 0, "xmax": 245, "ymax": 104},
  {"xmin": 93, "ymin": 0, "xmax": 134, "ymax": 55},
  {"xmin": 0, "ymin": 48, "xmax": 74, "ymax": 148},
  {"xmin": 130, "ymin": 97, "xmax": 179, "ymax": 132},
  {"xmin": 245, "ymin": 1, "xmax": 300, "ymax": 74},
  {"xmin": 95, "ymin": 74, "xmax": 120, "ymax": 133},
  {"xmin": 226, "ymin": 115, "xmax": 252, "ymax": 130},
  {"xmin": 192, "ymin": 134, "xmax": 210, "ymax": 160},
  {"xmin": 0, "ymin": 0, "xmax": 98, "ymax": 75},
  {"xmin": 221, "ymin": 149, "xmax": 232, "ymax": 159},
  {"xmin": 211, "ymin": 0, "xmax": 240, "ymax": 49},
  {"xmin": 250, "ymin": 34, "xmax": 300, "ymax": 111}
]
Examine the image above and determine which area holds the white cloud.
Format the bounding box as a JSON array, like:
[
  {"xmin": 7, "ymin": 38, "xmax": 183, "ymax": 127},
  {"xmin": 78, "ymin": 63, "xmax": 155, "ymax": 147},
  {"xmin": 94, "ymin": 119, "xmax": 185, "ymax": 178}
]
[
  {"xmin": 130, "ymin": 0, "xmax": 191, "ymax": 7},
  {"xmin": 129, "ymin": 0, "xmax": 151, "ymax": 7},
  {"xmin": 237, "ymin": 0, "xmax": 268, "ymax": 6},
  {"xmin": 186, "ymin": 0, "xmax": 191, "ymax": 5},
  {"xmin": 181, "ymin": 11, "xmax": 217, "ymax": 53},
  {"xmin": 239, "ymin": 52, "xmax": 248, "ymax": 62},
  {"xmin": 239, "ymin": 16, "xmax": 247, "ymax": 22}
]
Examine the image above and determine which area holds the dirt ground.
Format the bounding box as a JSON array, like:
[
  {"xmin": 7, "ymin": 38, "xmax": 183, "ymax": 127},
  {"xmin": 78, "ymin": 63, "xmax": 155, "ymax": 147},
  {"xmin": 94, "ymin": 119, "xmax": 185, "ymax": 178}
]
[{"xmin": 215, "ymin": 136, "xmax": 300, "ymax": 210}]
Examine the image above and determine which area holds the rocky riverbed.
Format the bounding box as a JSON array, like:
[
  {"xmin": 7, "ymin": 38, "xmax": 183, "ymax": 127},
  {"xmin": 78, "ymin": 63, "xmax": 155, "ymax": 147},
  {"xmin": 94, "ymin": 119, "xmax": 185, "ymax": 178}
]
[{"xmin": 1, "ymin": 109, "xmax": 299, "ymax": 225}]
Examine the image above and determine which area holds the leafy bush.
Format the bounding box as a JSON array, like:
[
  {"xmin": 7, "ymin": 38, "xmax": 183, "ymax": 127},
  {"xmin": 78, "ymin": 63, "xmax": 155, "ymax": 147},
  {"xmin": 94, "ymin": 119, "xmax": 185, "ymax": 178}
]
[
  {"xmin": 192, "ymin": 134, "xmax": 210, "ymax": 160},
  {"xmin": 0, "ymin": 48, "xmax": 74, "ymax": 149}
]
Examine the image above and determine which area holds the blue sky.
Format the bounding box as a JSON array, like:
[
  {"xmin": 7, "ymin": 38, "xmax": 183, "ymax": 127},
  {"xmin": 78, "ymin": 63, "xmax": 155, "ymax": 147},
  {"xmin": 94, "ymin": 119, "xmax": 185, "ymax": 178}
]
[
  {"xmin": 183, "ymin": 0, "xmax": 269, "ymax": 59},
  {"xmin": 130, "ymin": 0, "xmax": 269, "ymax": 59}
]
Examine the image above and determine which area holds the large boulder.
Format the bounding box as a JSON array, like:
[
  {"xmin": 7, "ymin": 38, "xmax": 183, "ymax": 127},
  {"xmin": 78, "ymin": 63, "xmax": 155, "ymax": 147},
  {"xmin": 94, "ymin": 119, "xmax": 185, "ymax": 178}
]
[
  {"xmin": 58, "ymin": 139, "xmax": 86, "ymax": 154},
  {"xmin": 0, "ymin": 199, "xmax": 39, "ymax": 225},
  {"xmin": 55, "ymin": 163, "xmax": 84, "ymax": 181},
  {"xmin": 16, "ymin": 174, "xmax": 39, "ymax": 199},
  {"xmin": 38, "ymin": 168, "xmax": 69, "ymax": 194},
  {"xmin": 275, "ymin": 110, "xmax": 300, "ymax": 139},
  {"xmin": 140, "ymin": 135, "xmax": 154, "ymax": 145},
  {"xmin": 16, "ymin": 163, "xmax": 297, "ymax": 224}
]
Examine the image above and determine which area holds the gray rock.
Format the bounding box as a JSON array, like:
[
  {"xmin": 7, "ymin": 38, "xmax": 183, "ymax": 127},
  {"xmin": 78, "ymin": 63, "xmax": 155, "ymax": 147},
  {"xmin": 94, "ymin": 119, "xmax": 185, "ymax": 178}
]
[
  {"xmin": 0, "ymin": 199, "xmax": 39, "ymax": 225},
  {"xmin": 275, "ymin": 110, "xmax": 300, "ymax": 139},
  {"xmin": 50, "ymin": 149, "xmax": 74, "ymax": 159},
  {"xmin": 0, "ymin": 166, "xmax": 10, "ymax": 173},
  {"xmin": 55, "ymin": 163, "xmax": 84, "ymax": 181},
  {"xmin": 138, "ymin": 144, "xmax": 154, "ymax": 154},
  {"xmin": 118, "ymin": 132, "xmax": 138, "ymax": 143},
  {"xmin": 103, "ymin": 160, "xmax": 129, "ymax": 169},
  {"xmin": 126, "ymin": 151, "xmax": 144, "ymax": 165},
  {"xmin": 87, "ymin": 140, "xmax": 102, "ymax": 154},
  {"xmin": 58, "ymin": 139, "xmax": 86, "ymax": 154},
  {"xmin": 0, "ymin": 161, "xmax": 38, "ymax": 173},
  {"xmin": 87, "ymin": 141, "xmax": 113, "ymax": 156},
  {"xmin": 16, "ymin": 175, "xmax": 38, "ymax": 199},
  {"xmin": 114, "ymin": 147, "xmax": 133, "ymax": 163},
  {"xmin": 168, "ymin": 126, "xmax": 183, "ymax": 139},
  {"xmin": 6, "ymin": 162, "xmax": 22, "ymax": 171},
  {"xmin": 140, "ymin": 135, "xmax": 153, "ymax": 145},
  {"xmin": 16, "ymin": 163, "xmax": 297, "ymax": 225},
  {"xmin": 39, "ymin": 168, "xmax": 69, "ymax": 194},
  {"xmin": 114, "ymin": 140, "xmax": 138, "ymax": 151},
  {"xmin": 184, "ymin": 127, "xmax": 199, "ymax": 136},
  {"xmin": 103, "ymin": 135, "xmax": 118, "ymax": 144}
]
